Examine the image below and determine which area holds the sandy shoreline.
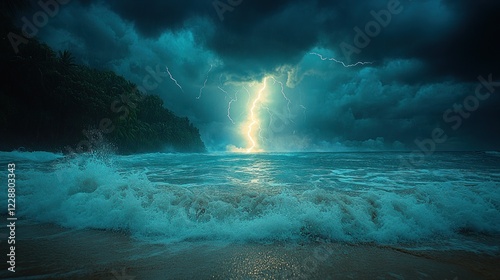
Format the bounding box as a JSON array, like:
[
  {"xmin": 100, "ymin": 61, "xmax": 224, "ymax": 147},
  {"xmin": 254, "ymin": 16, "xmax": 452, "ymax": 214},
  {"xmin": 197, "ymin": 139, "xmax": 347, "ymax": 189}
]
[{"xmin": 1, "ymin": 222, "xmax": 498, "ymax": 279}]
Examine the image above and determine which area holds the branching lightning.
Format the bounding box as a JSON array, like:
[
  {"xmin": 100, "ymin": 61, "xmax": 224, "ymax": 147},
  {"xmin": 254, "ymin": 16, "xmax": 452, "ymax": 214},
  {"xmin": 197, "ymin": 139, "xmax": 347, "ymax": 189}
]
[
  {"xmin": 165, "ymin": 66, "xmax": 184, "ymax": 92},
  {"xmin": 299, "ymin": 104, "xmax": 307, "ymax": 120},
  {"xmin": 217, "ymin": 74, "xmax": 240, "ymax": 125},
  {"xmin": 227, "ymin": 90, "xmax": 238, "ymax": 124},
  {"xmin": 227, "ymin": 87, "xmax": 251, "ymax": 123},
  {"xmin": 260, "ymin": 105, "xmax": 274, "ymax": 141},
  {"xmin": 198, "ymin": 79, "xmax": 208, "ymax": 99},
  {"xmin": 197, "ymin": 64, "xmax": 213, "ymax": 99},
  {"xmin": 309, "ymin": 52, "xmax": 373, "ymax": 67},
  {"xmin": 269, "ymin": 77, "xmax": 291, "ymax": 115},
  {"xmin": 218, "ymin": 86, "xmax": 228, "ymax": 95},
  {"xmin": 217, "ymin": 74, "xmax": 229, "ymax": 96},
  {"xmin": 215, "ymin": 75, "xmax": 296, "ymax": 153}
]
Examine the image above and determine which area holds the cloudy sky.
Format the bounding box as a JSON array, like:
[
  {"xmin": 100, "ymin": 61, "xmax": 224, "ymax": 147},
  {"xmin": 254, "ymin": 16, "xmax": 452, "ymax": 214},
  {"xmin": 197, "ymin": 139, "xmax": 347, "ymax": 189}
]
[{"xmin": 16, "ymin": 0, "xmax": 500, "ymax": 152}]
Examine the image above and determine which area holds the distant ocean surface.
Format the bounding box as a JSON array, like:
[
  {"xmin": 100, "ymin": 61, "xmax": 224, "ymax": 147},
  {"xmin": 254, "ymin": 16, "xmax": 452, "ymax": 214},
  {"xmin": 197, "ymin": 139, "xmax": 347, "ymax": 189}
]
[{"xmin": 2, "ymin": 151, "xmax": 500, "ymax": 254}]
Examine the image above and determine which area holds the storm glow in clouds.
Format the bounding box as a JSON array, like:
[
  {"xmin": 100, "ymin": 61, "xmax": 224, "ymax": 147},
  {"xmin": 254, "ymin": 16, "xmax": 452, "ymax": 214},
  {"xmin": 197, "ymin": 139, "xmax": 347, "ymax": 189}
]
[{"xmin": 24, "ymin": 0, "xmax": 500, "ymax": 152}]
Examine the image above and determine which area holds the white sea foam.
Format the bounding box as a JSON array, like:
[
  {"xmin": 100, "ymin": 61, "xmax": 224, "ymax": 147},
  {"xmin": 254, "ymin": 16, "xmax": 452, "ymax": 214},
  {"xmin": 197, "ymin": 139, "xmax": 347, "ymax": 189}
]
[{"xmin": 3, "ymin": 152, "xmax": 500, "ymax": 252}]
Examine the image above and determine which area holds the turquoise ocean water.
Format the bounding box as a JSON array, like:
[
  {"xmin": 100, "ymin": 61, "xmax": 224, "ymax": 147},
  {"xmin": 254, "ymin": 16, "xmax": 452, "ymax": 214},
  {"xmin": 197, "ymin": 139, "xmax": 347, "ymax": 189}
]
[{"xmin": 1, "ymin": 151, "xmax": 499, "ymax": 254}]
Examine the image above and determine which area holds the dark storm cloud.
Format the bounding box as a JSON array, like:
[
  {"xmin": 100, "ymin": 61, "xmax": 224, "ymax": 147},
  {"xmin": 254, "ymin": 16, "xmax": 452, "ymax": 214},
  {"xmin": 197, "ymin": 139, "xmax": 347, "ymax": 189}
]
[
  {"xmin": 19, "ymin": 0, "xmax": 500, "ymax": 151},
  {"xmin": 70, "ymin": 0, "xmax": 322, "ymax": 77},
  {"xmin": 95, "ymin": 0, "xmax": 206, "ymax": 37},
  {"xmin": 291, "ymin": 71, "xmax": 471, "ymax": 145},
  {"xmin": 74, "ymin": 0, "xmax": 499, "ymax": 82},
  {"xmin": 407, "ymin": 0, "xmax": 500, "ymax": 81},
  {"xmin": 31, "ymin": 1, "xmax": 133, "ymax": 67},
  {"xmin": 314, "ymin": 0, "xmax": 500, "ymax": 82}
]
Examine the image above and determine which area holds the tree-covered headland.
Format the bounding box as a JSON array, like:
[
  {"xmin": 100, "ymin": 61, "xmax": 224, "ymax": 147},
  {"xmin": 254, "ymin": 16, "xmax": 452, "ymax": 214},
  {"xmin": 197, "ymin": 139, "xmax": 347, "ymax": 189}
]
[{"xmin": 0, "ymin": 11, "xmax": 206, "ymax": 154}]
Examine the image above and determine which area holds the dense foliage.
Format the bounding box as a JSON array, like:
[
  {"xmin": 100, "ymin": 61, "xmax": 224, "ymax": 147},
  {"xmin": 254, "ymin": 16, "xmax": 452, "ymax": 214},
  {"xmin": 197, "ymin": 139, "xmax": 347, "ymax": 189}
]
[{"xmin": 0, "ymin": 17, "xmax": 206, "ymax": 154}]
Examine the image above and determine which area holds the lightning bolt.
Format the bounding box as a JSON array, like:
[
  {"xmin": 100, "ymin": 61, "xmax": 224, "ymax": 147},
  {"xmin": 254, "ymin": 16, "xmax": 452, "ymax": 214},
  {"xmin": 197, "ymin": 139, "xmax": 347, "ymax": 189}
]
[
  {"xmin": 226, "ymin": 51, "xmax": 369, "ymax": 153},
  {"xmin": 165, "ymin": 66, "xmax": 183, "ymax": 92},
  {"xmin": 218, "ymin": 86, "xmax": 228, "ymax": 95},
  {"xmin": 217, "ymin": 74, "xmax": 229, "ymax": 96},
  {"xmin": 261, "ymin": 105, "xmax": 275, "ymax": 137},
  {"xmin": 197, "ymin": 64, "xmax": 213, "ymax": 100},
  {"xmin": 227, "ymin": 90, "xmax": 238, "ymax": 124},
  {"xmin": 218, "ymin": 74, "xmax": 240, "ymax": 124},
  {"xmin": 246, "ymin": 77, "xmax": 269, "ymax": 153},
  {"xmin": 269, "ymin": 77, "xmax": 291, "ymax": 115},
  {"xmin": 299, "ymin": 104, "xmax": 307, "ymax": 120},
  {"xmin": 309, "ymin": 52, "xmax": 373, "ymax": 67}
]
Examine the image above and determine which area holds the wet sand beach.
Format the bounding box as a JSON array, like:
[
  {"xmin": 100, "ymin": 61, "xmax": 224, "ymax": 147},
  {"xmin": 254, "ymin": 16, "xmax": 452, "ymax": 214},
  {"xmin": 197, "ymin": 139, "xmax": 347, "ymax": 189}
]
[{"xmin": 1, "ymin": 222, "xmax": 498, "ymax": 279}]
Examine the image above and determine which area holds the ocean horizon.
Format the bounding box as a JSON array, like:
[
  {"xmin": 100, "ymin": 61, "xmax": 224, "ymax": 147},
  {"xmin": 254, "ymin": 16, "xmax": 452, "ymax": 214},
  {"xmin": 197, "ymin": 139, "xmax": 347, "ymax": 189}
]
[{"xmin": 1, "ymin": 150, "xmax": 499, "ymax": 279}]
